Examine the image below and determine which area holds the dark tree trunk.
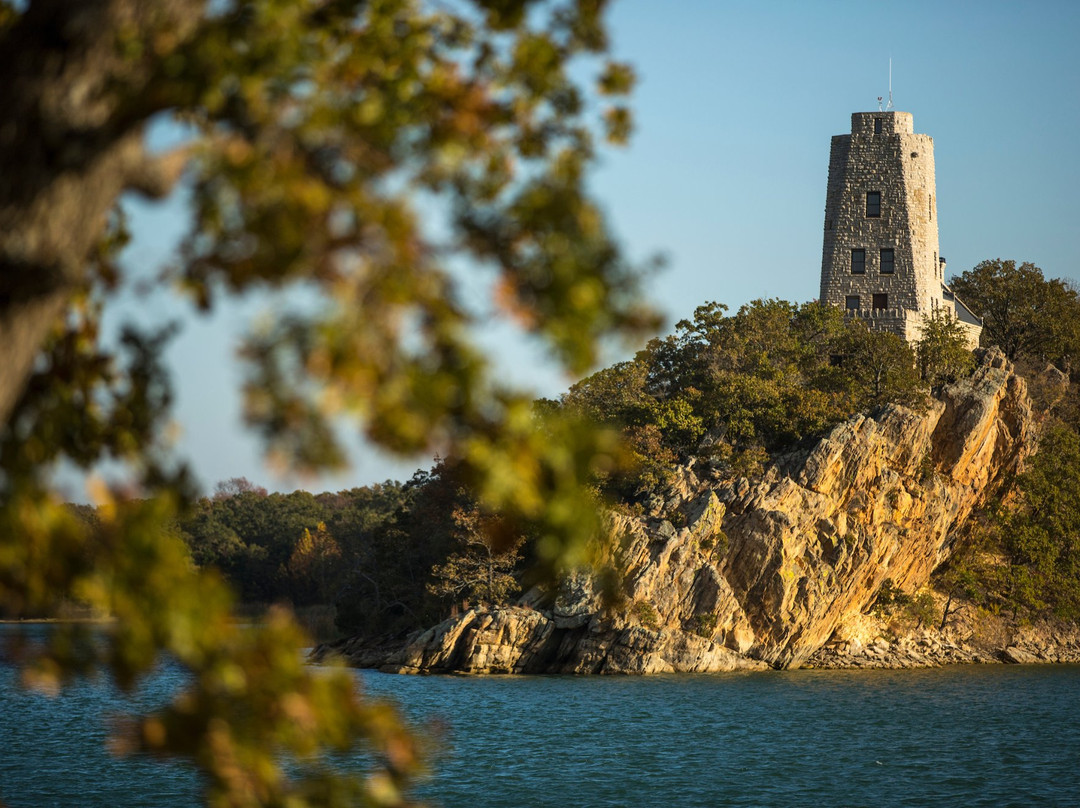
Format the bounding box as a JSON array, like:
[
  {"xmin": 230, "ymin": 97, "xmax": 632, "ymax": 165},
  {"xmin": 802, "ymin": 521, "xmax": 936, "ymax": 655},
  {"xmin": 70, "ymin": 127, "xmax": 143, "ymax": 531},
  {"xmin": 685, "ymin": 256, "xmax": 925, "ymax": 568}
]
[{"xmin": 0, "ymin": 0, "xmax": 202, "ymax": 423}]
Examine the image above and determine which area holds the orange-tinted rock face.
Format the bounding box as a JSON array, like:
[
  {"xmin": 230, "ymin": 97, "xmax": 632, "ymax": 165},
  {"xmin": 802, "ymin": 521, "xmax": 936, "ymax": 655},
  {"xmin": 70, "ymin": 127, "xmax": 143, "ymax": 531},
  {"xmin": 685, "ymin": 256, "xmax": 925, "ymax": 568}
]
[
  {"xmin": 335, "ymin": 349, "xmax": 1035, "ymax": 674},
  {"xmin": 724, "ymin": 348, "xmax": 1033, "ymax": 667}
]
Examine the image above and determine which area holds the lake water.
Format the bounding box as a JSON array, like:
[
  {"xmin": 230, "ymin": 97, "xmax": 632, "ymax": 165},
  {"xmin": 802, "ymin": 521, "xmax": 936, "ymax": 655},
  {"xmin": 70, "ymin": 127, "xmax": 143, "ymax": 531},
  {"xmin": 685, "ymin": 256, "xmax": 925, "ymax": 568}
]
[{"xmin": 3, "ymin": 625, "xmax": 1079, "ymax": 807}]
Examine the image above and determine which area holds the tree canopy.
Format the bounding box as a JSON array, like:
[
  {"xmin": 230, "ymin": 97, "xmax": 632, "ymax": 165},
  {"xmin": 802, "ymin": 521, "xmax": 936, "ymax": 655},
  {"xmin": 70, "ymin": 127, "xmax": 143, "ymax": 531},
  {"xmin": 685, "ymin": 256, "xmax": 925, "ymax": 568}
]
[
  {"xmin": 0, "ymin": 1, "xmax": 652, "ymax": 805},
  {"xmin": 950, "ymin": 259, "xmax": 1080, "ymax": 367},
  {"xmin": 556, "ymin": 299, "xmax": 931, "ymax": 497}
]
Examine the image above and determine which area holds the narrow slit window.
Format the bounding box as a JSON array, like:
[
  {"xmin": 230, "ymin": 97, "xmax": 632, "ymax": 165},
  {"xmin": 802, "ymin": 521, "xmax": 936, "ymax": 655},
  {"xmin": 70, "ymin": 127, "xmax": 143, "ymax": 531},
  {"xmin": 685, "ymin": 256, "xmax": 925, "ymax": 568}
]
[
  {"xmin": 872, "ymin": 293, "xmax": 888, "ymax": 310},
  {"xmin": 845, "ymin": 295, "xmax": 860, "ymax": 311},
  {"xmin": 880, "ymin": 248, "xmax": 894, "ymax": 274},
  {"xmin": 866, "ymin": 192, "xmax": 881, "ymax": 217},
  {"xmin": 874, "ymin": 118, "xmax": 883, "ymax": 134},
  {"xmin": 851, "ymin": 249, "xmax": 866, "ymax": 274}
]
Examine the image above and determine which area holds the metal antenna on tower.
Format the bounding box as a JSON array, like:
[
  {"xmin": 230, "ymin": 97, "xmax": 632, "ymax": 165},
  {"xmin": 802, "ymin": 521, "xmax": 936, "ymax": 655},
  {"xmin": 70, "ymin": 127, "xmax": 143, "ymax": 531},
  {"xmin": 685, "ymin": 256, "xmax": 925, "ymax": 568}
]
[{"xmin": 886, "ymin": 58, "xmax": 894, "ymax": 111}]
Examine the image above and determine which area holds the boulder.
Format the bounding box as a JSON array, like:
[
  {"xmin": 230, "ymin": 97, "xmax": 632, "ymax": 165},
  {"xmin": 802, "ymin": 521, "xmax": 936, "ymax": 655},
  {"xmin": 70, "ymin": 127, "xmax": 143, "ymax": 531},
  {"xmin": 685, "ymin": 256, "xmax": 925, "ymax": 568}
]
[{"xmin": 1002, "ymin": 646, "xmax": 1039, "ymax": 665}]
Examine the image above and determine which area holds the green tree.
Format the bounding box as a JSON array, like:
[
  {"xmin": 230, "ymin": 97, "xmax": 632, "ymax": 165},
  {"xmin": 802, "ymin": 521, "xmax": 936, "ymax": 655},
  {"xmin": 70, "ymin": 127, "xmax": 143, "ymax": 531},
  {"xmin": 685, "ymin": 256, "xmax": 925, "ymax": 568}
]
[
  {"xmin": 177, "ymin": 499, "xmax": 252, "ymax": 572},
  {"xmin": 944, "ymin": 419, "xmax": 1080, "ymax": 621},
  {"xmin": 321, "ymin": 480, "xmax": 410, "ymax": 569},
  {"xmin": 334, "ymin": 464, "xmax": 465, "ymax": 638},
  {"xmin": 999, "ymin": 420, "xmax": 1080, "ymax": 618},
  {"xmin": 558, "ymin": 358, "xmax": 674, "ymax": 496},
  {"xmin": 0, "ymin": 1, "xmax": 649, "ymax": 805},
  {"xmin": 179, "ymin": 488, "xmax": 331, "ymax": 603},
  {"xmin": 561, "ymin": 359, "xmax": 656, "ymax": 430},
  {"xmin": 669, "ymin": 299, "xmax": 869, "ymax": 449},
  {"xmin": 950, "ymin": 259, "xmax": 1080, "ymax": 365},
  {"xmin": 916, "ymin": 312, "xmax": 976, "ymax": 389},
  {"xmin": 838, "ymin": 322, "xmax": 923, "ymax": 409}
]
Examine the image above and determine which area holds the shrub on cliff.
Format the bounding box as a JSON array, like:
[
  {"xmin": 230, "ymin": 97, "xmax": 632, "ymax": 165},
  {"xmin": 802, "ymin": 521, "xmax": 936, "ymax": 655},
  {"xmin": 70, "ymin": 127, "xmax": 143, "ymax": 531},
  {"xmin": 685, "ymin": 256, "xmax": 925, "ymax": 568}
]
[
  {"xmin": 557, "ymin": 299, "xmax": 929, "ymax": 498},
  {"xmin": 873, "ymin": 580, "xmax": 941, "ymax": 631},
  {"xmin": 917, "ymin": 312, "xmax": 977, "ymax": 389}
]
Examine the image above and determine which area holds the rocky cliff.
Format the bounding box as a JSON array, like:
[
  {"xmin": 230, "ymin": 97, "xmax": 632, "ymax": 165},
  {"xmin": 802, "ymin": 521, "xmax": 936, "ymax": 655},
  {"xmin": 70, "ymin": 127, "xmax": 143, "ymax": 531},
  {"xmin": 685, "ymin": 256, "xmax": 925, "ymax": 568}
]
[{"xmin": 325, "ymin": 349, "xmax": 1036, "ymax": 673}]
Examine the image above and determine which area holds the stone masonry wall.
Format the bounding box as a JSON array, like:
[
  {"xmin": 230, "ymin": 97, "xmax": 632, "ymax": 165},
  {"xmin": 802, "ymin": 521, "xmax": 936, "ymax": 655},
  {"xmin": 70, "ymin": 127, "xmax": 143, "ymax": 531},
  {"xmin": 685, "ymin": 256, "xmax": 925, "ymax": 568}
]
[{"xmin": 819, "ymin": 111, "xmax": 967, "ymax": 343}]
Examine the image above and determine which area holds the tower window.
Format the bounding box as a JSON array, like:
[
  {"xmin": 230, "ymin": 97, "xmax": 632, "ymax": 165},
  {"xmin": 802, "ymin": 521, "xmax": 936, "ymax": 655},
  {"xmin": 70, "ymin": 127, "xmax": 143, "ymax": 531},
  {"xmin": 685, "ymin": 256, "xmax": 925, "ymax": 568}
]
[
  {"xmin": 880, "ymin": 248, "xmax": 894, "ymax": 274},
  {"xmin": 874, "ymin": 118, "xmax": 882, "ymax": 134},
  {"xmin": 866, "ymin": 192, "xmax": 881, "ymax": 217},
  {"xmin": 851, "ymin": 249, "xmax": 866, "ymax": 274},
  {"xmin": 872, "ymin": 293, "xmax": 888, "ymax": 310},
  {"xmin": 845, "ymin": 295, "xmax": 860, "ymax": 311}
]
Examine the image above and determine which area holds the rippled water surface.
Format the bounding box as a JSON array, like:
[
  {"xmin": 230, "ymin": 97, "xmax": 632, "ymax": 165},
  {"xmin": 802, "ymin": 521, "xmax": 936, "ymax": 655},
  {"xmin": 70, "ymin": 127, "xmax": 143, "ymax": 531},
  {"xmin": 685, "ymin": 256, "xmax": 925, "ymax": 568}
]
[{"xmin": 3, "ymin": 625, "xmax": 1079, "ymax": 807}]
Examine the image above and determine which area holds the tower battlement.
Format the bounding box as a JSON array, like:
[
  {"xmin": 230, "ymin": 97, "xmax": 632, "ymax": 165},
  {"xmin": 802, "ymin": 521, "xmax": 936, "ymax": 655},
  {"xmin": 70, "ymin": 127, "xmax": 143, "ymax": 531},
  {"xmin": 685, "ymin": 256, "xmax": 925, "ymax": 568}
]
[{"xmin": 849, "ymin": 111, "xmax": 913, "ymax": 135}]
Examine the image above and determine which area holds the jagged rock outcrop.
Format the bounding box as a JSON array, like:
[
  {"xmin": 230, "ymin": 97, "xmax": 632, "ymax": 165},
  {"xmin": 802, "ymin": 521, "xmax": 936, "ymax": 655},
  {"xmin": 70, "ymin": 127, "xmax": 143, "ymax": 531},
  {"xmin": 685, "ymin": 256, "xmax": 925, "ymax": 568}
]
[
  {"xmin": 324, "ymin": 349, "xmax": 1036, "ymax": 673},
  {"xmin": 724, "ymin": 348, "xmax": 1034, "ymax": 666},
  {"xmin": 349, "ymin": 604, "xmax": 766, "ymax": 675}
]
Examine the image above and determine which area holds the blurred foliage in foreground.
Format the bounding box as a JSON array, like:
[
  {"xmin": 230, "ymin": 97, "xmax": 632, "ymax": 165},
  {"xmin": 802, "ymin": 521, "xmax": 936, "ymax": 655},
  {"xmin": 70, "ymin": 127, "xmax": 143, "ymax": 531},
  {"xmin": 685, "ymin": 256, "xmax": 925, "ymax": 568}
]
[{"xmin": 0, "ymin": 0, "xmax": 653, "ymax": 805}]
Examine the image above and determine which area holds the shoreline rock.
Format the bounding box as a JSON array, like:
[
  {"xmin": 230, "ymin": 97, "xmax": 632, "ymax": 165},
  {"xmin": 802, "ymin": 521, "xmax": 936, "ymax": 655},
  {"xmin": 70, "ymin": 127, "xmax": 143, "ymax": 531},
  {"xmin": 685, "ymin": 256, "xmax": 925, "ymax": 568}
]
[
  {"xmin": 318, "ymin": 603, "xmax": 1080, "ymax": 673},
  {"xmin": 805, "ymin": 613, "xmax": 1080, "ymax": 669},
  {"xmin": 318, "ymin": 605, "xmax": 770, "ymax": 674}
]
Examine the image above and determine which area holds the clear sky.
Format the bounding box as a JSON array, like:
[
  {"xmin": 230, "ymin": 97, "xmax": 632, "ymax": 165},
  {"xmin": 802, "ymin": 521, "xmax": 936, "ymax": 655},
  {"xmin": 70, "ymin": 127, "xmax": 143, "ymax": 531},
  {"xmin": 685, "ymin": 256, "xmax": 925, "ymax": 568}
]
[{"xmin": 85, "ymin": 0, "xmax": 1080, "ymax": 498}]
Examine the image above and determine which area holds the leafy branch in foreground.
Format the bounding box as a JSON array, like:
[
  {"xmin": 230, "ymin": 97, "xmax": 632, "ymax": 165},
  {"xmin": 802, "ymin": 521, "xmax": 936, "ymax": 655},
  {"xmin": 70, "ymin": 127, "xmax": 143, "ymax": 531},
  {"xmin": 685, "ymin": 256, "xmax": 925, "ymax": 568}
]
[{"xmin": 0, "ymin": 0, "xmax": 652, "ymax": 805}]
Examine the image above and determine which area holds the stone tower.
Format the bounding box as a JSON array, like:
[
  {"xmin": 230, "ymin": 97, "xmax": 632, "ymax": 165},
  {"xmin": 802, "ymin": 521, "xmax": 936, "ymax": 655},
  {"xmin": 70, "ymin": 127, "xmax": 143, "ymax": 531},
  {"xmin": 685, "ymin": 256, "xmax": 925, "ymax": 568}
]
[{"xmin": 819, "ymin": 111, "xmax": 981, "ymax": 346}]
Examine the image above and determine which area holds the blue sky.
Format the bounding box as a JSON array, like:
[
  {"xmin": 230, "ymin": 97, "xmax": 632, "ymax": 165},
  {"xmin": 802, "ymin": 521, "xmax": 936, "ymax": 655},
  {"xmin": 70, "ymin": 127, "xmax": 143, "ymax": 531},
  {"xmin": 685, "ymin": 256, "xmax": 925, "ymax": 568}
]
[{"xmin": 85, "ymin": 0, "xmax": 1080, "ymax": 497}]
